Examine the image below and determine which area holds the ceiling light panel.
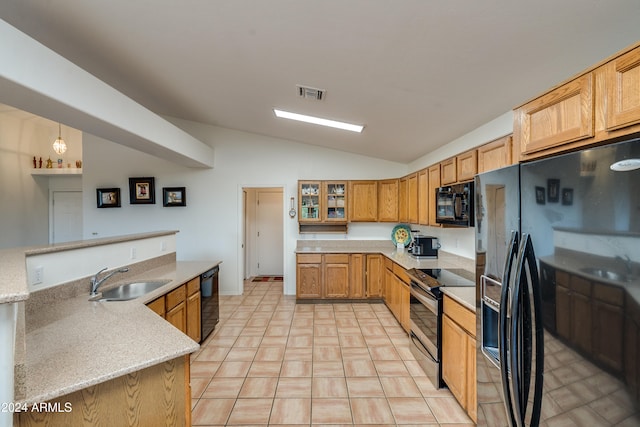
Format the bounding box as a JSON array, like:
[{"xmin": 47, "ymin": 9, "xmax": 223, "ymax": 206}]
[{"xmin": 273, "ymin": 109, "xmax": 364, "ymax": 133}]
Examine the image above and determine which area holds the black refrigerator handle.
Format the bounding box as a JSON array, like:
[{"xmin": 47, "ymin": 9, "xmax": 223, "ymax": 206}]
[
  {"xmin": 521, "ymin": 234, "xmax": 544, "ymax": 426},
  {"xmin": 499, "ymin": 230, "xmax": 519, "ymax": 427},
  {"xmin": 509, "ymin": 237, "xmax": 526, "ymax": 427}
]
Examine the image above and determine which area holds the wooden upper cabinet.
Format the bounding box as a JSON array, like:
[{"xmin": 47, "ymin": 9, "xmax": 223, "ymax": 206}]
[
  {"xmin": 349, "ymin": 180, "xmax": 378, "ymax": 222},
  {"xmin": 604, "ymin": 45, "xmax": 640, "ymax": 131},
  {"xmin": 407, "ymin": 173, "xmax": 418, "ymax": 224},
  {"xmin": 456, "ymin": 149, "xmax": 477, "ymax": 182},
  {"xmin": 515, "ymin": 72, "xmax": 594, "ymax": 158},
  {"xmin": 427, "ymin": 164, "xmax": 441, "ymax": 226},
  {"xmin": 378, "ymin": 179, "xmax": 399, "ymax": 222},
  {"xmin": 398, "ymin": 176, "xmax": 408, "ymax": 223},
  {"xmin": 477, "ymin": 135, "xmax": 513, "ymax": 174},
  {"xmin": 417, "ymin": 169, "xmax": 429, "ymax": 225},
  {"xmin": 440, "ymin": 157, "xmax": 457, "ymax": 185}
]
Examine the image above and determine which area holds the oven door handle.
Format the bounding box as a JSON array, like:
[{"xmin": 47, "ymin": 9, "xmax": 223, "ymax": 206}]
[
  {"xmin": 410, "ymin": 284, "xmax": 439, "ymax": 314},
  {"xmin": 410, "ymin": 332, "xmax": 438, "ymax": 363}
]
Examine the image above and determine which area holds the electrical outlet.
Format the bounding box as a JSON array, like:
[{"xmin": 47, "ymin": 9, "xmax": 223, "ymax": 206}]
[
  {"xmin": 34, "ymin": 266, "xmax": 44, "ymax": 285},
  {"xmin": 160, "ymin": 240, "xmax": 167, "ymax": 251},
  {"xmin": 130, "ymin": 247, "xmax": 137, "ymax": 259}
]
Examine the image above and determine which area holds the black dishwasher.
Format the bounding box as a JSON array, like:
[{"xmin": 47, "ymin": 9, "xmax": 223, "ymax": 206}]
[{"xmin": 200, "ymin": 266, "xmax": 219, "ymax": 342}]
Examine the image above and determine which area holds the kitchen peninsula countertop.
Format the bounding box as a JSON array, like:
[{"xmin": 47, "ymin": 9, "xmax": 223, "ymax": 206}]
[{"xmin": 18, "ymin": 260, "xmax": 217, "ymax": 406}]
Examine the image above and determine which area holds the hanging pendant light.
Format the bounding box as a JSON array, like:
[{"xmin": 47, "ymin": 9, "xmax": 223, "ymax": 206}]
[{"xmin": 52, "ymin": 123, "xmax": 67, "ymax": 155}]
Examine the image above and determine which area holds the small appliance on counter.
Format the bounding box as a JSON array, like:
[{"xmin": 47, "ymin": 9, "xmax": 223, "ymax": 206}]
[{"xmin": 410, "ymin": 235, "xmax": 440, "ymax": 258}]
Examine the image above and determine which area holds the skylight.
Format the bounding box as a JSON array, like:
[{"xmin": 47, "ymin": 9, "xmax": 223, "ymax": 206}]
[{"xmin": 273, "ymin": 109, "xmax": 364, "ymax": 133}]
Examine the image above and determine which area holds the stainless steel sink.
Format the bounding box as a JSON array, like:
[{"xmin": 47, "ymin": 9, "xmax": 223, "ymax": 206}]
[
  {"xmin": 579, "ymin": 267, "xmax": 631, "ymax": 282},
  {"xmin": 93, "ymin": 280, "xmax": 170, "ymax": 301}
]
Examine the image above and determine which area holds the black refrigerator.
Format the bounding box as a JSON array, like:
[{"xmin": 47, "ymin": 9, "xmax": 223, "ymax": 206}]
[{"xmin": 475, "ymin": 137, "xmax": 640, "ymax": 426}]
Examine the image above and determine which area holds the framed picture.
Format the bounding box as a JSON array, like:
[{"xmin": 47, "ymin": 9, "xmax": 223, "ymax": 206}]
[
  {"xmin": 129, "ymin": 177, "xmax": 155, "ymax": 204},
  {"xmin": 96, "ymin": 188, "xmax": 121, "ymax": 208},
  {"xmin": 547, "ymin": 179, "xmax": 560, "ymax": 203},
  {"xmin": 163, "ymin": 187, "xmax": 186, "ymax": 207},
  {"xmin": 562, "ymin": 188, "xmax": 574, "ymax": 206},
  {"xmin": 535, "ymin": 186, "xmax": 545, "ymax": 205}
]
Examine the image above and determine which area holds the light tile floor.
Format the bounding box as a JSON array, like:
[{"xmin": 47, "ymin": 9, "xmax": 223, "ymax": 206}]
[{"xmin": 190, "ymin": 280, "xmax": 473, "ymax": 426}]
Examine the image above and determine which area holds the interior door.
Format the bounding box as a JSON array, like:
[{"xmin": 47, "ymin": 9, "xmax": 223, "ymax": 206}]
[
  {"xmin": 52, "ymin": 191, "xmax": 82, "ymax": 243},
  {"xmin": 256, "ymin": 190, "xmax": 283, "ymax": 276}
]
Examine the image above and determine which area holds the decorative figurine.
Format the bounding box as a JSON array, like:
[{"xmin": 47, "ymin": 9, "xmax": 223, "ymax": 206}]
[
  {"xmin": 39, "ymin": 157, "xmax": 43, "ymax": 168},
  {"xmin": 46, "ymin": 157, "xmax": 53, "ymax": 168},
  {"xmin": 33, "ymin": 156, "xmax": 36, "ymax": 168}
]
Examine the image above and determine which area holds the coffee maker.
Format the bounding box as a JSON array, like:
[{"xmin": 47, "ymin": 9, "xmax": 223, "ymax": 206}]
[{"xmin": 410, "ymin": 235, "xmax": 440, "ymax": 258}]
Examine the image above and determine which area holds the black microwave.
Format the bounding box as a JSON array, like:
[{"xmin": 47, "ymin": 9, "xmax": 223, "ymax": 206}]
[{"xmin": 435, "ymin": 182, "xmax": 474, "ymax": 227}]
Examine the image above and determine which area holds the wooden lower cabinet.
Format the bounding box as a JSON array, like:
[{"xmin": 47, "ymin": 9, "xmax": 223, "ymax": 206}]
[
  {"xmin": 382, "ymin": 261, "xmax": 410, "ymax": 333},
  {"xmin": 15, "ymin": 356, "xmax": 190, "ymax": 427},
  {"xmin": 296, "ymin": 254, "xmax": 323, "ymax": 299},
  {"xmin": 442, "ymin": 295, "xmax": 477, "ymax": 422},
  {"xmin": 365, "ymin": 254, "xmax": 384, "ymax": 298},
  {"xmin": 324, "ymin": 254, "xmax": 349, "ymax": 298},
  {"xmin": 297, "ymin": 253, "xmax": 383, "ymax": 300},
  {"xmin": 146, "ymin": 276, "xmax": 202, "ymax": 343}
]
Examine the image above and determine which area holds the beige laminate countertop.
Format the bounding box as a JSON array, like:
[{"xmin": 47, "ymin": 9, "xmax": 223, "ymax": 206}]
[
  {"xmin": 441, "ymin": 287, "xmax": 476, "ymax": 312},
  {"xmin": 18, "ymin": 260, "xmax": 217, "ymax": 406},
  {"xmin": 296, "ymin": 239, "xmax": 477, "ymax": 311}
]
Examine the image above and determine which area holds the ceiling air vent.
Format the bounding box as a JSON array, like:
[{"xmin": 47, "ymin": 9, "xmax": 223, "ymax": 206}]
[{"xmin": 297, "ymin": 85, "xmax": 325, "ymax": 101}]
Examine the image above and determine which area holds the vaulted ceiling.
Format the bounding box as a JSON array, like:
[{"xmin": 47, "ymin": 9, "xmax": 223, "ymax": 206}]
[{"xmin": 1, "ymin": 1, "xmax": 639, "ymax": 163}]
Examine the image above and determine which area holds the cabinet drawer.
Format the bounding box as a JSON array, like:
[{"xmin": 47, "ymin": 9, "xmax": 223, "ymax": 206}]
[
  {"xmin": 186, "ymin": 277, "xmax": 200, "ymax": 296},
  {"xmin": 166, "ymin": 284, "xmax": 186, "ymax": 310},
  {"xmin": 392, "ymin": 263, "xmax": 411, "ymax": 285},
  {"xmin": 593, "ymin": 282, "xmax": 624, "ymax": 306},
  {"xmin": 324, "ymin": 254, "xmax": 349, "ymax": 264},
  {"xmin": 444, "ymin": 295, "xmax": 475, "ymax": 337},
  {"xmin": 384, "ymin": 257, "xmax": 393, "ymax": 270},
  {"xmin": 298, "ymin": 254, "xmax": 322, "ymax": 264}
]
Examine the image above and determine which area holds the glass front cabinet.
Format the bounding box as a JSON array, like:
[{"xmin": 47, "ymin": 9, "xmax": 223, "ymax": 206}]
[{"xmin": 298, "ymin": 180, "xmax": 348, "ymax": 224}]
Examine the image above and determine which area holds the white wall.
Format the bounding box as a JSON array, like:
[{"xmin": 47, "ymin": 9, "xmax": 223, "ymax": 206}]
[
  {"xmin": 0, "ymin": 113, "xmax": 82, "ymax": 249},
  {"xmin": 82, "ymin": 121, "xmax": 408, "ymax": 295}
]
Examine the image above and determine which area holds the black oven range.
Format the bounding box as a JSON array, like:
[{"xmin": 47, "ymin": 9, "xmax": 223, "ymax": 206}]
[{"xmin": 404, "ymin": 268, "xmax": 474, "ymax": 389}]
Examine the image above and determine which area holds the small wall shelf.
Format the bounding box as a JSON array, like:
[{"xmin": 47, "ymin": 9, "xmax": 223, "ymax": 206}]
[{"xmin": 31, "ymin": 168, "xmax": 82, "ymax": 176}]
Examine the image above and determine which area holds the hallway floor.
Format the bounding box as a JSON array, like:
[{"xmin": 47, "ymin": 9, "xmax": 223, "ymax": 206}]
[{"xmin": 190, "ymin": 279, "xmax": 472, "ymax": 426}]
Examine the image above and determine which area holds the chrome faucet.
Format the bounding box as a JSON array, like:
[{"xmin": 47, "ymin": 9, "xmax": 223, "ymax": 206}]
[
  {"xmin": 615, "ymin": 255, "xmax": 633, "ymax": 275},
  {"xmin": 90, "ymin": 267, "xmax": 129, "ymax": 295}
]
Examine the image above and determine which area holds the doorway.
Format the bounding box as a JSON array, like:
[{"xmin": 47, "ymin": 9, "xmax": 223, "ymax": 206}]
[
  {"xmin": 50, "ymin": 191, "xmax": 83, "ymax": 243},
  {"xmin": 243, "ymin": 187, "xmax": 284, "ymax": 279}
]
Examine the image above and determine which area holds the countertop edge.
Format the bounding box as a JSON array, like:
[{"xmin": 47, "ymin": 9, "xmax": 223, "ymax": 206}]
[{"xmin": 17, "ymin": 260, "xmax": 217, "ymax": 406}]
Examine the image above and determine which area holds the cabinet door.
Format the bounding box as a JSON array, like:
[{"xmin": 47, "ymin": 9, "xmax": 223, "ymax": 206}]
[
  {"xmin": 466, "ymin": 335, "xmax": 477, "ymax": 422},
  {"xmin": 167, "ymin": 301, "xmax": 187, "ymax": 334},
  {"xmin": 477, "ymin": 135, "xmax": 513, "ymax": 173},
  {"xmin": 572, "ymin": 292, "xmax": 592, "ymax": 354},
  {"xmin": 555, "ymin": 284, "xmax": 571, "ymax": 341},
  {"xmin": 378, "ymin": 179, "xmax": 399, "ymax": 222},
  {"xmin": 399, "ymin": 281, "xmax": 410, "ymax": 332},
  {"xmin": 324, "ymin": 262, "xmax": 349, "ymax": 298},
  {"xmin": 407, "ymin": 173, "xmax": 418, "ymax": 224},
  {"xmin": 349, "ymin": 180, "xmax": 378, "ymax": 222},
  {"xmin": 147, "ymin": 296, "xmax": 166, "ymax": 319},
  {"xmin": 440, "ymin": 158, "xmax": 457, "ymax": 185},
  {"xmin": 299, "ymin": 181, "xmax": 322, "ymax": 222},
  {"xmin": 456, "ymin": 150, "xmax": 477, "ymax": 182},
  {"xmin": 593, "ymin": 299, "xmax": 624, "ymax": 374},
  {"xmin": 427, "ymin": 165, "xmax": 441, "ymax": 226},
  {"xmin": 365, "ymin": 254, "xmax": 384, "ymax": 298},
  {"xmin": 417, "ymin": 169, "xmax": 429, "ymax": 225},
  {"xmin": 186, "ymin": 291, "xmax": 201, "ymax": 343},
  {"xmin": 297, "ymin": 262, "xmax": 322, "ymax": 299},
  {"xmin": 349, "ymin": 254, "xmax": 365, "ymax": 298},
  {"xmin": 605, "ymin": 46, "xmax": 640, "ymax": 131},
  {"xmin": 515, "ymin": 73, "xmax": 594, "ymax": 157},
  {"xmin": 442, "ymin": 313, "xmax": 468, "ymax": 408},
  {"xmin": 398, "ymin": 176, "xmax": 408, "ymax": 223},
  {"xmin": 324, "ymin": 181, "xmax": 347, "ymax": 222}
]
